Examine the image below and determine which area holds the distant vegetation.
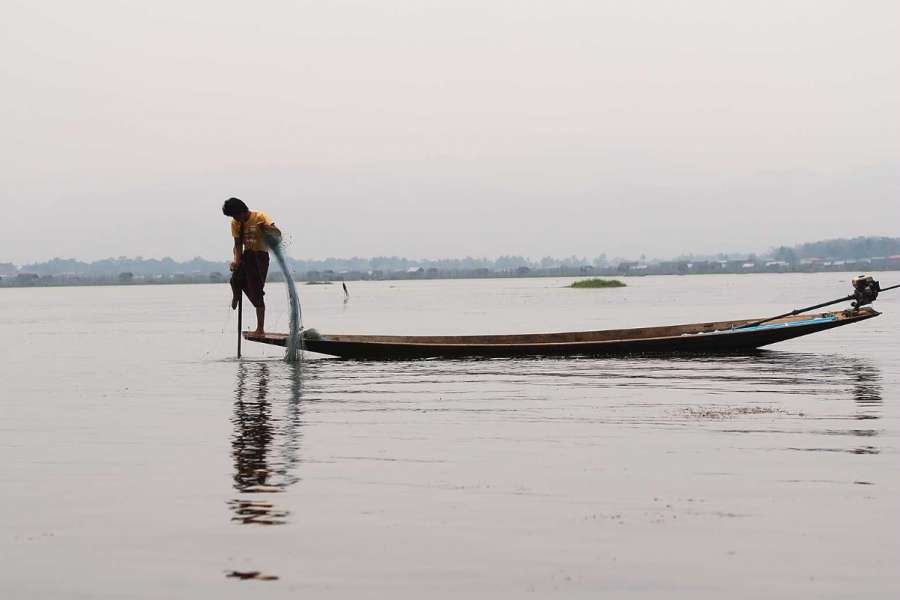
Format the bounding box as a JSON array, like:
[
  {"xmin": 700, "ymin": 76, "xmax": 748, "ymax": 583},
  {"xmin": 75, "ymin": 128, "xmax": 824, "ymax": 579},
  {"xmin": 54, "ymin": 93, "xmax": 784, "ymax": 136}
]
[
  {"xmin": 3, "ymin": 236, "xmax": 898, "ymax": 288},
  {"xmin": 569, "ymin": 278, "xmax": 626, "ymax": 289},
  {"xmin": 772, "ymin": 236, "xmax": 900, "ymax": 263}
]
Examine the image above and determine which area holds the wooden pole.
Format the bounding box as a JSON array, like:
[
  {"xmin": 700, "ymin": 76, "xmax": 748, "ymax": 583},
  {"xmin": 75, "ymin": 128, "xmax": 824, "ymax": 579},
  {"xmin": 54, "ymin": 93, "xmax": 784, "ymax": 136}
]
[
  {"xmin": 237, "ymin": 293, "xmax": 243, "ymax": 358},
  {"xmin": 236, "ymin": 219, "xmax": 246, "ymax": 359}
]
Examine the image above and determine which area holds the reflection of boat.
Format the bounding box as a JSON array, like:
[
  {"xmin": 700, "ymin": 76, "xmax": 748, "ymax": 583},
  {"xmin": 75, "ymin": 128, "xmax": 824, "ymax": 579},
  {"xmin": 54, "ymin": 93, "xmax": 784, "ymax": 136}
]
[{"xmin": 243, "ymin": 307, "xmax": 879, "ymax": 360}]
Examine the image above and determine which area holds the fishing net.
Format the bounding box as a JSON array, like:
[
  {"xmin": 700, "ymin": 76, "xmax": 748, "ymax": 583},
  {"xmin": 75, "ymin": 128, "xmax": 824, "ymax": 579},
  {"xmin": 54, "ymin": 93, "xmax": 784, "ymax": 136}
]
[{"xmin": 264, "ymin": 232, "xmax": 303, "ymax": 362}]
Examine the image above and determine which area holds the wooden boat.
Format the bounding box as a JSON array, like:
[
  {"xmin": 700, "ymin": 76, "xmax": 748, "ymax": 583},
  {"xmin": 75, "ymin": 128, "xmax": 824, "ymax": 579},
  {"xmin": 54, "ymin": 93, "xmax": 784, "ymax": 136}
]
[{"xmin": 243, "ymin": 307, "xmax": 879, "ymax": 359}]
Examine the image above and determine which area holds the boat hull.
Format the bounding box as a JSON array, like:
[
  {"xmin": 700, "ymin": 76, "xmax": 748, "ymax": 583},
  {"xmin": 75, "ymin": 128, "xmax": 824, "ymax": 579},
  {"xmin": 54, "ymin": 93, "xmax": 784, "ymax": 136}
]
[{"xmin": 244, "ymin": 308, "xmax": 879, "ymax": 360}]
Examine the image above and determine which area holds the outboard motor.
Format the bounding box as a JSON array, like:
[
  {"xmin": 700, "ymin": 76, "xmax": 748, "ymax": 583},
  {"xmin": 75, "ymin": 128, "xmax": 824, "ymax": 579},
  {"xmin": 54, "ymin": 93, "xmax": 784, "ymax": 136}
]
[
  {"xmin": 851, "ymin": 275, "xmax": 880, "ymax": 308},
  {"xmin": 738, "ymin": 274, "xmax": 895, "ymax": 330}
]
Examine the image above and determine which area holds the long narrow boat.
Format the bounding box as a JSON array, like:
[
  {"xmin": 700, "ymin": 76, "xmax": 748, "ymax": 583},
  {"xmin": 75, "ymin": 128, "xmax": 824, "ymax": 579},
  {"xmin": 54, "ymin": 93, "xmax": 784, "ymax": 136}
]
[{"xmin": 243, "ymin": 307, "xmax": 879, "ymax": 359}]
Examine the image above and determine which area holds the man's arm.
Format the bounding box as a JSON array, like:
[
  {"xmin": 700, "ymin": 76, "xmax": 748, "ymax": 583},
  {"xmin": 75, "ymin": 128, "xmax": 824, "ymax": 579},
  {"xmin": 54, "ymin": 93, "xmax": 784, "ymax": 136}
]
[
  {"xmin": 260, "ymin": 222, "xmax": 282, "ymax": 245},
  {"xmin": 230, "ymin": 238, "xmax": 242, "ymax": 271}
]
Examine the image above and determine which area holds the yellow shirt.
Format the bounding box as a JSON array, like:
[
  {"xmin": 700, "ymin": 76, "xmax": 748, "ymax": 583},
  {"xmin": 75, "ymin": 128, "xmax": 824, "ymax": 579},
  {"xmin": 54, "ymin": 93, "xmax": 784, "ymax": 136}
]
[{"xmin": 231, "ymin": 211, "xmax": 275, "ymax": 252}]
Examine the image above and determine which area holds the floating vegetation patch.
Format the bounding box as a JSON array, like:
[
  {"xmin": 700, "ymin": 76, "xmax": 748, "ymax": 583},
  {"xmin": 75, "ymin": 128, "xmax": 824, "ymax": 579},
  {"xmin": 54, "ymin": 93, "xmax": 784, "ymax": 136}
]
[
  {"xmin": 226, "ymin": 570, "xmax": 279, "ymax": 581},
  {"xmin": 569, "ymin": 278, "xmax": 626, "ymax": 289},
  {"xmin": 681, "ymin": 406, "xmax": 790, "ymax": 419}
]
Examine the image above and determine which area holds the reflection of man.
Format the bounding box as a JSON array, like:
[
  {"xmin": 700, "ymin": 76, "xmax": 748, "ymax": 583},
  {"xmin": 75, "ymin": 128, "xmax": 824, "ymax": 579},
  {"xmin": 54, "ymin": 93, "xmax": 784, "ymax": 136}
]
[
  {"xmin": 232, "ymin": 362, "xmax": 273, "ymax": 492},
  {"xmin": 230, "ymin": 362, "xmax": 290, "ymax": 526},
  {"xmin": 222, "ymin": 197, "xmax": 281, "ymax": 334}
]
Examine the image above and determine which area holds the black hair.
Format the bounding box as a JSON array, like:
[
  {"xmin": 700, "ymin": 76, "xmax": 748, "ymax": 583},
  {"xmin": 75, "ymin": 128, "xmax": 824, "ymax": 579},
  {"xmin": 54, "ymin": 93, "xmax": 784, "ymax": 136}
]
[{"xmin": 222, "ymin": 197, "xmax": 249, "ymax": 217}]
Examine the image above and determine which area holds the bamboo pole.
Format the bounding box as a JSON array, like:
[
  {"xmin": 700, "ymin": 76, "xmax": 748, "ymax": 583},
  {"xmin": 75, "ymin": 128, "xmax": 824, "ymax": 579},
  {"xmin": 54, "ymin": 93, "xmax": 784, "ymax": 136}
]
[{"xmin": 237, "ymin": 293, "xmax": 243, "ymax": 358}]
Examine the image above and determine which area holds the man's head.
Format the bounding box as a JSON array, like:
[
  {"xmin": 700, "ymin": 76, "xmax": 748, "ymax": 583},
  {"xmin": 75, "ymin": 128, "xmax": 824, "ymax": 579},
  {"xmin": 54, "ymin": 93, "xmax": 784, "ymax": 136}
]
[{"xmin": 222, "ymin": 197, "xmax": 250, "ymax": 221}]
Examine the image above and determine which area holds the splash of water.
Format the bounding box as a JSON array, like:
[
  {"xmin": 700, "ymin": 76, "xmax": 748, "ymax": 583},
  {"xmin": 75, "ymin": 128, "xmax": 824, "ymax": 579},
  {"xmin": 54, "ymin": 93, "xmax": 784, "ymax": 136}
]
[{"xmin": 265, "ymin": 233, "xmax": 303, "ymax": 362}]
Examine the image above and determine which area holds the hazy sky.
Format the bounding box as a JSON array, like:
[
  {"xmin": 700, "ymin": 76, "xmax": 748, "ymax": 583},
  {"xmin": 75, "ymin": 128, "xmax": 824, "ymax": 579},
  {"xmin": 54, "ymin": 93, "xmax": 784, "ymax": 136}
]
[{"xmin": 2, "ymin": 0, "xmax": 898, "ymax": 264}]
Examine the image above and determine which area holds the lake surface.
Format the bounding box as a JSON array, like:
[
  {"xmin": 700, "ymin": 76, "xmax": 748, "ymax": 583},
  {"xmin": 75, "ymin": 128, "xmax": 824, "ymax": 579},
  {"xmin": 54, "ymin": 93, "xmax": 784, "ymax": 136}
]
[{"xmin": 2, "ymin": 273, "xmax": 898, "ymax": 598}]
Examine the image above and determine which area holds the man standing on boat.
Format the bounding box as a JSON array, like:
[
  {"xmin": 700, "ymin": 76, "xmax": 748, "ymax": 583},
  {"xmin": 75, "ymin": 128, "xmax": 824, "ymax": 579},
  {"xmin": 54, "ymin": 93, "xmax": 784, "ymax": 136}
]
[{"xmin": 223, "ymin": 197, "xmax": 281, "ymax": 335}]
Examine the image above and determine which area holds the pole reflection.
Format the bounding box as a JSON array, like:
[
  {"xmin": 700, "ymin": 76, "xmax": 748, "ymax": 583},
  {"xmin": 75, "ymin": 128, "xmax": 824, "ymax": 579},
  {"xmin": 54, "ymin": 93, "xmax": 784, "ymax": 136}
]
[
  {"xmin": 229, "ymin": 361, "xmax": 304, "ymax": 526},
  {"xmin": 851, "ymin": 358, "xmax": 883, "ymax": 414},
  {"xmin": 847, "ymin": 356, "xmax": 883, "ymax": 455}
]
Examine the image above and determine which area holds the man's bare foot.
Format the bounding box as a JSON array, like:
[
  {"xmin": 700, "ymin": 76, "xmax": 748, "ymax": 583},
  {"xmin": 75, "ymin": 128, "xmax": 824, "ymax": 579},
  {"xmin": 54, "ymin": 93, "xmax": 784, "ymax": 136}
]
[{"xmin": 253, "ymin": 329, "xmax": 265, "ymax": 336}]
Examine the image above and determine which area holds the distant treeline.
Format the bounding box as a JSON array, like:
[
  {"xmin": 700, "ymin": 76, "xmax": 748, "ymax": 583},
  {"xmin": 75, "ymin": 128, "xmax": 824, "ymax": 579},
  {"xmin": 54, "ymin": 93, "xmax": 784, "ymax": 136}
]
[
  {"xmin": 8, "ymin": 254, "xmax": 607, "ymax": 277},
  {"xmin": 773, "ymin": 236, "xmax": 900, "ymax": 262},
  {"xmin": 6, "ymin": 256, "xmax": 225, "ymax": 277},
  {"xmin": 2, "ymin": 236, "xmax": 898, "ymax": 285}
]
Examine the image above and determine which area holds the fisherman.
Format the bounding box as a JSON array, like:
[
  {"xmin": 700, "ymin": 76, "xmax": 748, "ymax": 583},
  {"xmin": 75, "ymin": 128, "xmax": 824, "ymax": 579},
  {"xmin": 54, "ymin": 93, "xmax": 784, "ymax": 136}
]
[{"xmin": 222, "ymin": 197, "xmax": 281, "ymax": 335}]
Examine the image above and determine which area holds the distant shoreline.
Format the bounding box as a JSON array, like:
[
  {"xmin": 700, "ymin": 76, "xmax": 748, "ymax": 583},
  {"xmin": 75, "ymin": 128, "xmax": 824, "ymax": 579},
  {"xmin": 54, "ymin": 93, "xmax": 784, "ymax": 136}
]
[
  {"xmin": 6, "ymin": 236, "xmax": 898, "ymax": 289},
  {"xmin": 3, "ymin": 265, "xmax": 899, "ymax": 290}
]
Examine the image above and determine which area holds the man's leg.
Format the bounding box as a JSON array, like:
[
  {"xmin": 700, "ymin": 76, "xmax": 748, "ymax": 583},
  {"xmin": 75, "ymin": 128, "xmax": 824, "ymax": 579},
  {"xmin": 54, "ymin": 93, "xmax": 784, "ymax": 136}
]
[
  {"xmin": 229, "ymin": 270, "xmax": 243, "ymax": 310},
  {"xmin": 255, "ymin": 304, "xmax": 265, "ymax": 334},
  {"xmin": 243, "ymin": 252, "xmax": 267, "ymax": 333}
]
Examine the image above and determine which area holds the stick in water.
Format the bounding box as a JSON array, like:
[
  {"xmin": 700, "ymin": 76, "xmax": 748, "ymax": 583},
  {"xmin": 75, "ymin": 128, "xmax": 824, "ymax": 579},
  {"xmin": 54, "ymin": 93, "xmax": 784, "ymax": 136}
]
[{"xmin": 237, "ymin": 292, "xmax": 242, "ymax": 358}]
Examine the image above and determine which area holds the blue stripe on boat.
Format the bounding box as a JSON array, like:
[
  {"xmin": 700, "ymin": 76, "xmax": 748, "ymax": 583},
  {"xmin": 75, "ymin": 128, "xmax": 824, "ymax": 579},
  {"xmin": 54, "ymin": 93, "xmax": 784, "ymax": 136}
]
[{"xmin": 705, "ymin": 315, "xmax": 837, "ymax": 336}]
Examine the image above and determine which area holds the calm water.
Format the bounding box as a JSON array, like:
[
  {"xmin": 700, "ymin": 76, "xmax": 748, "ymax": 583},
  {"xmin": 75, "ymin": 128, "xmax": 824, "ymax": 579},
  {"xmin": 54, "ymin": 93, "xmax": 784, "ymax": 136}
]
[{"xmin": 2, "ymin": 273, "xmax": 898, "ymax": 598}]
